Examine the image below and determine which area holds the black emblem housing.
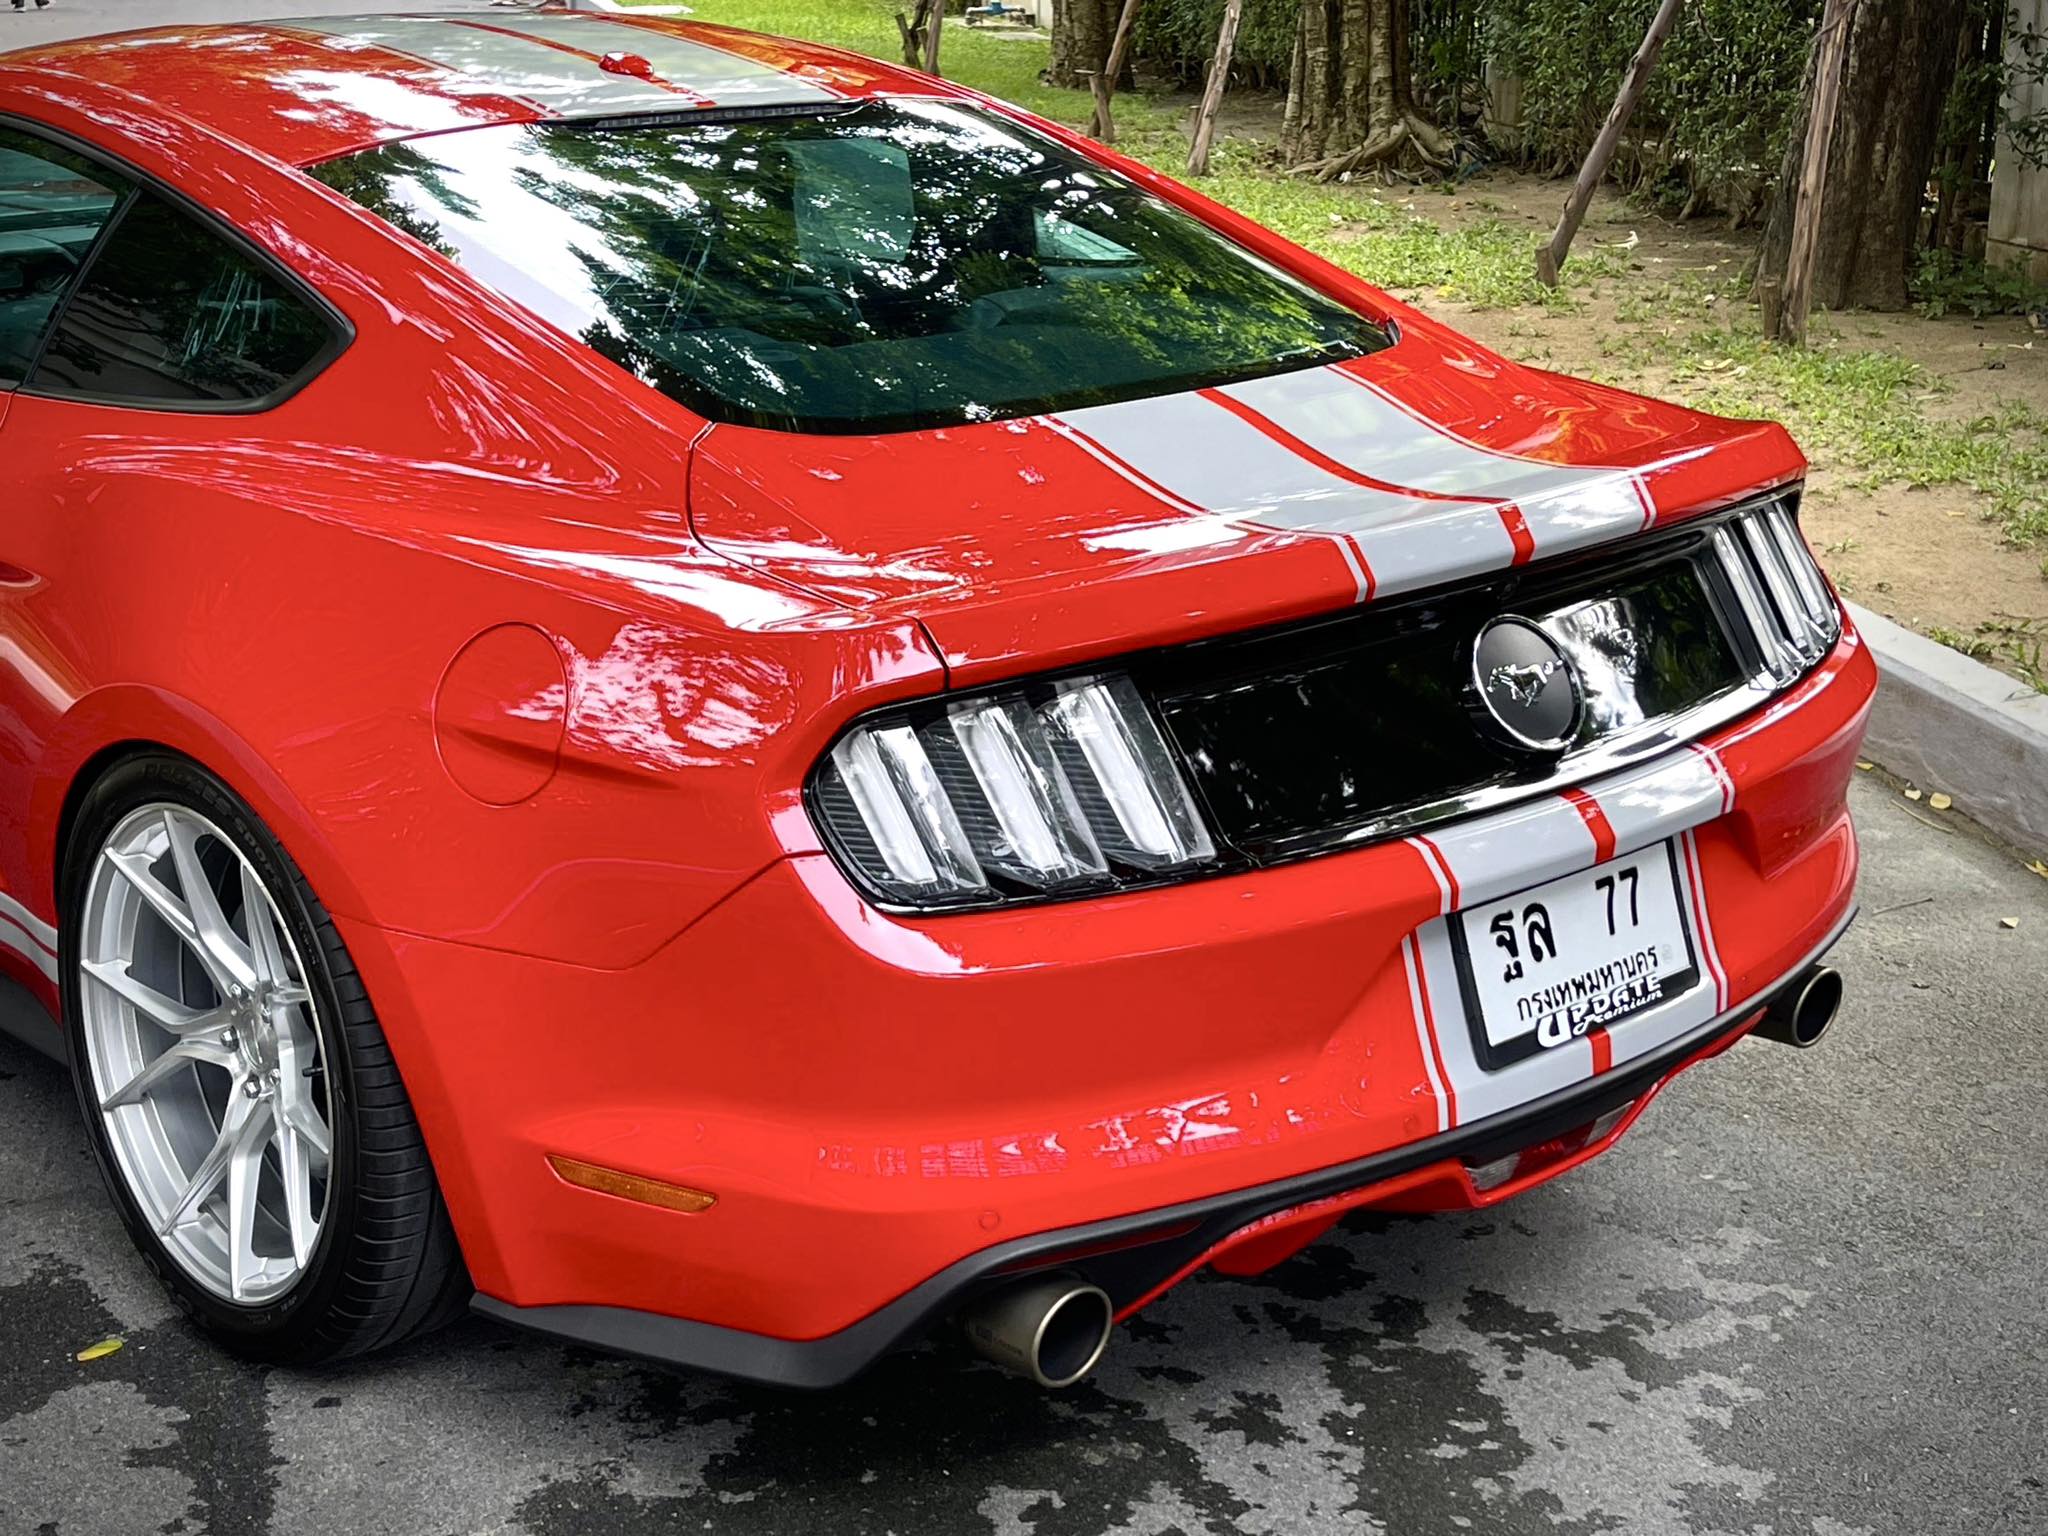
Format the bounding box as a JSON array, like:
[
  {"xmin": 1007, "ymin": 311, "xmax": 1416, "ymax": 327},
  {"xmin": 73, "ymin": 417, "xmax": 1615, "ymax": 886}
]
[{"xmin": 1469, "ymin": 616, "xmax": 1583, "ymax": 753}]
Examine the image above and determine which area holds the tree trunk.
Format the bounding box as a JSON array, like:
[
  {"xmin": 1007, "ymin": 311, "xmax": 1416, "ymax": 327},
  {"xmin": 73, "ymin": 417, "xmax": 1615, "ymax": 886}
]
[
  {"xmin": 1756, "ymin": 0, "xmax": 1967, "ymax": 312},
  {"xmin": 1087, "ymin": 0, "xmax": 1145, "ymax": 140},
  {"xmin": 1048, "ymin": 0, "xmax": 1120, "ymax": 89},
  {"xmin": 1535, "ymin": 0, "xmax": 1688, "ymax": 288},
  {"xmin": 1280, "ymin": 0, "xmax": 1446, "ymax": 178},
  {"xmin": 1187, "ymin": 0, "xmax": 1246, "ymax": 175}
]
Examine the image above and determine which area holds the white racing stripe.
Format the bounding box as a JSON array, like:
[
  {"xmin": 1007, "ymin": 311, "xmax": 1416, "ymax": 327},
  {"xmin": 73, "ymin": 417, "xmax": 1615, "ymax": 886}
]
[
  {"xmin": 467, "ymin": 15, "xmax": 843, "ymax": 105},
  {"xmin": 291, "ymin": 17, "xmax": 838, "ymax": 116},
  {"xmin": 0, "ymin": 925, "xmax": 58, "ymax": 983},
  {"xmin": 293, "ymin": 18, "xmax": 678, "ymax": 113},
  {"xmin": 1413, "ymin": 792, "xmax": 1599, "ymax": 914},
  {"xmin": 1315, "ymin": 367, "xmax": 1657, "ymax": 548},
  {"xmin": 0, "ymin": 891, "xmax": 56, "ymax": 951},
  {"xmin": 1401, "ymin": 935, "xmax": 1452, "ymax": 1134},
  {"xmin": 1052, "ymin": 361, "xmax": 1659, "ymax": 603},
  {"xmin": 1054, "ymin": 389, "xmax": 1512, "ymax": 602},
  {"xmin": 1588, "ymin": 748, "xmax": 1728, "ymax": 856},
  {"xmin": 0, "ymin": 894, "xmax": 57, "ymax": 985},
  {"xmin": 1227, "ymin": 366, "xmax": 1636, "ymax": 503}
]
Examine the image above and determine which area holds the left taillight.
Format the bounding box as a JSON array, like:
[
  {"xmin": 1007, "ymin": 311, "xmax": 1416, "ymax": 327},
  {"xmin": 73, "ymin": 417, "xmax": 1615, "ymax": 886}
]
[{"xmin": 808, "ymin": 674, "xmax": 1217, "ymax": 910}]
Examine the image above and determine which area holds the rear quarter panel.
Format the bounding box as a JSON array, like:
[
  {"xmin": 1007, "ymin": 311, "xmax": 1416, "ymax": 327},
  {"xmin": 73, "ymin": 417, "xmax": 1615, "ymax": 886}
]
[{"xmin": 0, "ymin": 74, "xmax": 939, "ymax": 981}]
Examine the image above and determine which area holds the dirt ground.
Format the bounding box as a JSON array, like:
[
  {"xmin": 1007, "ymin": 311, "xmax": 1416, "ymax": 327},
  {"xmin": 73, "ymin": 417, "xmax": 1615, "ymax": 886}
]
[{"xmin": 1419, "ymin": 174, "xmax": 2048, "ymax": 661}]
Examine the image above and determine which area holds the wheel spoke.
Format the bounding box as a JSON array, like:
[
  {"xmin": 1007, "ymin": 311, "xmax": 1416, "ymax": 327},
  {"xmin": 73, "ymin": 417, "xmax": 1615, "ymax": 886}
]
[
  {"xmin": 82, "ymin": 957, "xmax": 234, "ymax": 1036},
  {"xmin": 100, "ymin": 1035, "xmax": 236, "ymax": 1110},
  {"xmin": 106, "ymin": 847, "xmax": 207, "ymax": 954},
  {"xmin": 275, "ymin": 1119, "xmax": 320, "ymax": 1270},
  {"xmin": 240, "ymin": 863, "xmax": 293, "ymax": 989},
  {"xmin": 279, "ymin": 1092, "xmax": 331, "ymax": 1165},
  {"xmin": 225, "ymin": 1101, "xmax": 273, "ymax": 1301},
  {"xmin": 273, "ymin": 1025, "xmax": 332, "ymax": 1165},
  {"xmin": 158, "ymin": 1091, "xmax": 265, "ymax": 1237},
  {"xmin": 164, "ymin": 811, "xmax": 258, "ymax": 992}
]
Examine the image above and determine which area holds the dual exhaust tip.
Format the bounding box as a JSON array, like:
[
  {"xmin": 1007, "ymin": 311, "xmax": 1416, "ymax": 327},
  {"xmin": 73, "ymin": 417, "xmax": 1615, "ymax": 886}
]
[
  {"xmin": 1753, "ymin": 964, "xmax": 1844, "ymax": 1050},
  {"xmin": 959, "ymin": 966, "xmax": 1844, "ymax": 1389},
  {"xmin": 959, "ymin": 1273, "xmax": 1115, "ymax": 1389}
]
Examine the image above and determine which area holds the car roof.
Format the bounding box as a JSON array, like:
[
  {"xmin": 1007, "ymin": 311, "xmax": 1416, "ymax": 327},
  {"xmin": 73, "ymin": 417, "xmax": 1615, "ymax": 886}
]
[{"xmin": 0, "ymin": 10, "xmax": 936, "ymax": 167}]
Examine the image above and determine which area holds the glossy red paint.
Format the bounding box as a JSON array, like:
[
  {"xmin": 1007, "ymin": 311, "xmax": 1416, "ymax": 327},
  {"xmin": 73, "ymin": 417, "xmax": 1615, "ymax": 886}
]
[{"xmin": 0, "ymin": 17, "xmax": 1871, "ymax": 1372}]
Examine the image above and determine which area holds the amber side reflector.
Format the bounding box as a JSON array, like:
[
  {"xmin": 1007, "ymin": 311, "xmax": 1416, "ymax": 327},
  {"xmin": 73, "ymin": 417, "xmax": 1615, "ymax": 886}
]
[{"xmin": 547, "ymin": 1155, "xmax": 717, "ymax": 1214}]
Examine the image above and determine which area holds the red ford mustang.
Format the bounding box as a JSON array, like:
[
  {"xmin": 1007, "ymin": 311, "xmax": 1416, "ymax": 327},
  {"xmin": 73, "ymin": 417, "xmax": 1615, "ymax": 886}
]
[{"xmin": 0, "ymin": 10, "xmax": 1869, "ymax": 1389}]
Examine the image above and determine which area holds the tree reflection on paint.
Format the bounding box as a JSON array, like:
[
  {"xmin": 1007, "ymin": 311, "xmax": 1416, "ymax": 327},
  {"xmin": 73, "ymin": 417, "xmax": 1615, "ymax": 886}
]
[
  {"xmin": 310, "ymin": 101, "xmax": 1391, "ymax": 433},
  {"xmin": 309, "ymin": 141, "xmax": 466, "ymax": 259}
]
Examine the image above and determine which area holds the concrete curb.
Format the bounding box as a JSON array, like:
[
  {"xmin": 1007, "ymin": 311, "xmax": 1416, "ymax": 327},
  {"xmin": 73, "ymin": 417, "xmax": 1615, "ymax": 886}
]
[{"xmin": 1848, "ymin": 602, "xmax": 2048, "ymax": 858}]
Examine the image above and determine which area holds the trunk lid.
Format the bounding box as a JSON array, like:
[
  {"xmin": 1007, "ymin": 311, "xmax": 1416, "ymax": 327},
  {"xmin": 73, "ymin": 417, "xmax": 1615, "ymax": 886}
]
[{"xmin": 689, "ymin": 336, "xmax": 1802, "ymax": 685}]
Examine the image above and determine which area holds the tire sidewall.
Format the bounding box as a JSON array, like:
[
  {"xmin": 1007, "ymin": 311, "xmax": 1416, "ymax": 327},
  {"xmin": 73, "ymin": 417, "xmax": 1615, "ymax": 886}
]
[{"xmin": 61, "ymin": 752, "xmax": 362, "ymax": 1356}]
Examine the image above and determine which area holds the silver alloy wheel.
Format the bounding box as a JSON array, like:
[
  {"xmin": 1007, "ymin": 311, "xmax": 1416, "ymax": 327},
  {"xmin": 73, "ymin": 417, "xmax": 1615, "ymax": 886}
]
[{"xmin": 78, "ymin": 803, "xmax": 333, "ymax": 1305}]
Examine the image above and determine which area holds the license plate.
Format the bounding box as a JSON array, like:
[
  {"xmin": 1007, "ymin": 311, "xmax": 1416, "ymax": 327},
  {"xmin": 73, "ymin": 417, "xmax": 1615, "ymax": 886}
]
[{"xmin": 1449, "ymin": 841, "xmax": 1701, "ymax": 1070}]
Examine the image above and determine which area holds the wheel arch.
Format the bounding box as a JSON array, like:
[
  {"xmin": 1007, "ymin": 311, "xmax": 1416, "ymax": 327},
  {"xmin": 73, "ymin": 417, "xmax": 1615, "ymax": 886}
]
[{"xmin": 40, "ymin": 685, "xmax": 378, "ymax": 933}]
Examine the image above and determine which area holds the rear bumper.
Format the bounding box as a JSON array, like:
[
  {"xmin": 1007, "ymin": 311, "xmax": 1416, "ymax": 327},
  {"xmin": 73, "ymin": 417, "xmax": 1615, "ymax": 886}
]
[
  {"xmin": 342, "ymin": 624, "xmax": 1875, "ymax": 1378},
  {"xmin": 470, "ymin": 909, "xmax": 1850, "ymax": 1388}
]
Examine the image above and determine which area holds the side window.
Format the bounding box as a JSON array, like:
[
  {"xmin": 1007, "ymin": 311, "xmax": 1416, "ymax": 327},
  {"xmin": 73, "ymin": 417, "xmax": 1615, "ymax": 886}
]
[
  {"xmin": 28, "ymin": 190, "xmax": 336, "ymax": 406},
  {"xmin": 0, "ymin": 128, "xmax": 128, "ymax": 386}
]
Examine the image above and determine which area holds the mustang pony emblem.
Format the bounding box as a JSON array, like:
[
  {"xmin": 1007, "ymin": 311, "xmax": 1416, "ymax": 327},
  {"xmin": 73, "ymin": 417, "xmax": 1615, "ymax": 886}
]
[
  {"xmin": 1470, "ymin": 616, "xmax": 1583, "ymax": 752},
  {"xmin": 1487, "ymin": 658, "xmax": 1561, "ymax": 708}
]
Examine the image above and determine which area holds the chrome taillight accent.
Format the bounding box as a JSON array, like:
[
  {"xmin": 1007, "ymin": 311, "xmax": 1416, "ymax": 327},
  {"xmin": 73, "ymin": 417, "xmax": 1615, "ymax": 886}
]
[
  {"xmin": 1712, "ymin": 502, "xmax": 1840, "ymax": 686},
  {"xmin": 810, "ymin": 674, "xmax": 1216, "ymax": 910},
  {"xmin": 813, "ymin": 496, "xmax": 1840, "ymax": 913}
]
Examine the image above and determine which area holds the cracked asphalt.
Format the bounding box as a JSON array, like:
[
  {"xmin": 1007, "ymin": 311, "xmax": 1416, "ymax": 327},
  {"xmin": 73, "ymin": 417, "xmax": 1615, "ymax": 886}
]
[{"xmin": 4, "ymin": 775, "xmax": 2046, "ymax": 1535}]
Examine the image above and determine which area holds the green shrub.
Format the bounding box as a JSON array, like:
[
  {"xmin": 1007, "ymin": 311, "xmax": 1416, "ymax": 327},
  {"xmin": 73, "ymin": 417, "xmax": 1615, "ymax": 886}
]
[
  {"xmin": 1911, "ymin": 249, "xmax": 2048, "ymax": 319},
  {"xmin": 1130, "ymin": 0, "xmax": 1296, "ymax": 90},
  {"xmin": 1481, "ymin": 0, "xmax": 1815, "ymax": 216}
]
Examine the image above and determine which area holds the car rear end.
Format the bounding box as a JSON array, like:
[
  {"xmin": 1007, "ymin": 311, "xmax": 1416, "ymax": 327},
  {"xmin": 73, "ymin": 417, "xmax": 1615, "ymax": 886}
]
[
  {"xmin": 415, "ymin": 482, "xmax": 1869, "ymax": 1388},
  {"xmin": 232, "ymin": 19, "xmax": 1874, "ymax": 1385}
]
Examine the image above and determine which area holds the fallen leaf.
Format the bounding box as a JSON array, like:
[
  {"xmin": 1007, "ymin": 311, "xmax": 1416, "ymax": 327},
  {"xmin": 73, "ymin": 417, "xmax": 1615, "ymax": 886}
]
[
  {"xmin": 2000, "ymin": 917, "xmax": 2020, "ymax": 930},
  {"xmin": 75, "ymin": 1337, "xmax": 123, "ymax": 1363},
  {"xmin": 1929, "ymin": 793, "xmax": 1953, "ymax": 811},
  {"xmin": 1856, "ymin": 761, "xmax": 1874, "ymax": 771},
  {"xmin": 2027, "ymin": 860, "xmax": 2048, "ymax": 879},
  {"xmin": 1904, "ymin": 788, "xmax": 1924, "ymax": 801}
]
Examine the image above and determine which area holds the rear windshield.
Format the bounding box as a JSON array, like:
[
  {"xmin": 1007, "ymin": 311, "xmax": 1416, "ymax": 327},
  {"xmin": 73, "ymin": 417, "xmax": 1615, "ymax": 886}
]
[{"xmin": 309, "ymin": 101, "xmax": 1391, "ymax": 434}]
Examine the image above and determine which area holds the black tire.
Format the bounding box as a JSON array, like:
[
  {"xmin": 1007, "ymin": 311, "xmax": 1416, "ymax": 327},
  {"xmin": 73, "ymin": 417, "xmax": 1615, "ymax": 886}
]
[{"xmin": 62, "ymin": 751, "xmax": 469, "ymax": 1363}]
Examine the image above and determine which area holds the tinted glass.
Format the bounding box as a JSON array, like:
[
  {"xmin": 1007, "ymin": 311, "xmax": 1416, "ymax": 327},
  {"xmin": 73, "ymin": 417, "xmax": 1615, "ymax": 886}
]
[
  {"xmin": 29, "ymin": 191, "xmax": 335, "ymax": 405},
  {"xmin": 309, "ymin": 103, "xmax": 1390, "ymax": 433},
  {"xmin": 0, "ymin": 127, "xmax": 127, "ymax": 385}
]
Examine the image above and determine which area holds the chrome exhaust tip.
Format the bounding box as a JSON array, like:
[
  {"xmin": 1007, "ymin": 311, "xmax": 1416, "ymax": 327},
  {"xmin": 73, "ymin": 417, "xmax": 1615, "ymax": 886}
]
[
  {"xmin": 1753, "ymin": 965, "xmax": 1843, "ymax": 1049},
  {"xmin": 959, "ymin": 1272, "xmax": 1114, "ymax": 1389}
]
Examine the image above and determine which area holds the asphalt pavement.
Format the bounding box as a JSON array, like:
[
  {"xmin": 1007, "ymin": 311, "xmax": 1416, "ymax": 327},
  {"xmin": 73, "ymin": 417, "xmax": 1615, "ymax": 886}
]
[{"xmin": 3, "ymin": 774, "xmax": 2045, "ymax": 1536}]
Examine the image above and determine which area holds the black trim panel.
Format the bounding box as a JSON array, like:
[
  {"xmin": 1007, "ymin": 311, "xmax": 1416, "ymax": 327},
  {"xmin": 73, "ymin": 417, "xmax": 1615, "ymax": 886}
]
[
  {"xmin": 0, "ymin": 973, "xmax": 63, "ymax": 1062},
  {"xmin": 472, "ymin": 907, "xmax": 1853, "ymax": 1389}
]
